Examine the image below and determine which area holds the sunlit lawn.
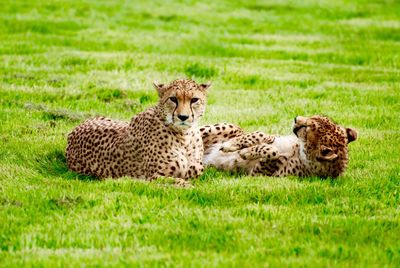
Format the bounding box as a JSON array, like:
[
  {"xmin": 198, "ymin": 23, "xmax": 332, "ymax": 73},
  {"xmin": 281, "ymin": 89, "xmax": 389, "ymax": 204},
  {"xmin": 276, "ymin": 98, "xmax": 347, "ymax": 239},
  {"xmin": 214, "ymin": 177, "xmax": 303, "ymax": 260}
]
[{"xmin": 0, "ymin": 0, "xmax": 399, "ymax": 266}]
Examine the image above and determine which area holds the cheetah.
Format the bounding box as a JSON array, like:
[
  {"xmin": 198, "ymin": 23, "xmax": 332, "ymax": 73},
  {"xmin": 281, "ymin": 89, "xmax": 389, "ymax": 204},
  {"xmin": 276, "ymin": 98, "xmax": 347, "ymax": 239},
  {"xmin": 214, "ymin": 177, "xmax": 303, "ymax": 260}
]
[
  {"xmin": 200, "ymin": 115, "xmax": 357, "ymax": 178},
  {"xmin": 66, "ymin": 79, "xmax": 210, "ymax": 180}
]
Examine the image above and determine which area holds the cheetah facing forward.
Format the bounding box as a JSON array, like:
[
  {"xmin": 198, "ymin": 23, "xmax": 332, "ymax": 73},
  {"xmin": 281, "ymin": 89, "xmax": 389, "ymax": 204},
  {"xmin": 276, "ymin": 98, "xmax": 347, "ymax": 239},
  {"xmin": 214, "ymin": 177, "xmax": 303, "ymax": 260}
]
[
  {"xmin": 201, "ymin": 115, "xmax": 357, "ymax": 178},
  {"xmin": 66, "ymin": 79, "xmax": 210, "ymax": 180}
]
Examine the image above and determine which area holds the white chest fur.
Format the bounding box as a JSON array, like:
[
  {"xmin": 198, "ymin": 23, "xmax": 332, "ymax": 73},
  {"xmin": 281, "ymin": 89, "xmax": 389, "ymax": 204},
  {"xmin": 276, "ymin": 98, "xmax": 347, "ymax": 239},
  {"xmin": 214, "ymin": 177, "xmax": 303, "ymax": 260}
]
[{"xmin": 272, "ymin": 135, "xmax": 298, "ymax": 155}]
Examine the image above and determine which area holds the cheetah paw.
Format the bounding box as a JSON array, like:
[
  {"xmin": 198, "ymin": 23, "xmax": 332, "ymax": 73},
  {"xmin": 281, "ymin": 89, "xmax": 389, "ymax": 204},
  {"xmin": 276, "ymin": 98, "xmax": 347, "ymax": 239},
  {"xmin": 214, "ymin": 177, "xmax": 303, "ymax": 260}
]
[
  {"xmin": 220, "ymin": 141, "xmax": 241, "ymax": 153},
  {"xmin": 264, "ymin": 136, "xmax": 275, "ymax": 144},
  {"xmin": 174, "ymin": 178, "xmax": 194, "ymax": 188},
  {"xmin": 239, "ymin": 148, "xmax": 257, "ymax": 160}
]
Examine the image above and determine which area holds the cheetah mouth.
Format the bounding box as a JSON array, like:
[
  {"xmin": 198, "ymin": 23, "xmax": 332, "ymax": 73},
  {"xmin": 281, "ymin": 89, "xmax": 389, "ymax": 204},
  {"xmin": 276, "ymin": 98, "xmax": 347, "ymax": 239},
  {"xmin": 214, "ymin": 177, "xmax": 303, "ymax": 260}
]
[
  {"xmin": 176, "ymin": 122, "xmax": 192, "ymax": 128},
  {"xmin": 293, "ymin": 125, "xmax": 305, "ymax": 136}
]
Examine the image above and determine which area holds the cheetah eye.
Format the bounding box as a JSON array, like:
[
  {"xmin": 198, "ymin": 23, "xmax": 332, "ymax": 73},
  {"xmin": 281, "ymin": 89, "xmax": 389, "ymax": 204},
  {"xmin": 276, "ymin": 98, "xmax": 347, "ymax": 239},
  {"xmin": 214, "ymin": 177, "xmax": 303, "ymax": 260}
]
[
  {"xmin": 321, "ymin": 148, "xmax": 332, "ymax": 156},
  {"xmin": 191, "ymin": 98, "xmax": 199, "ymax": 104},
  {"xmin": 169, "ymin": 97, "xmax": 178, "ymax": 104}
]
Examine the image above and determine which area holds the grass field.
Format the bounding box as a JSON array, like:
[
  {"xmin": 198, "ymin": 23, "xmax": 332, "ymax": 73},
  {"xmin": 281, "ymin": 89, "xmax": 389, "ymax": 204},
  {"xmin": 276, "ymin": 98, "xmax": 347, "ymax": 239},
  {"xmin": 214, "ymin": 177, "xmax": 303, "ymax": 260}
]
[{"xmin": 1, "ymin": 0, "xmax": 399, "ymax": 266}]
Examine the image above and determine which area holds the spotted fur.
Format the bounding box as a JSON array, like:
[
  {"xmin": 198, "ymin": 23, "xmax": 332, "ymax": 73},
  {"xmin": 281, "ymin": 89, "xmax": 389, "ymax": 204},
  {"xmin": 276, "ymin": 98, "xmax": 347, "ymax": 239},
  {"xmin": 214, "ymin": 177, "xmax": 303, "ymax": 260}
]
[
  {"xmin": 201, "ymin": 115, "xmax": 357, "ymax": 178},
  {"xmin": 66, "ymin": 79, "xmax": 210, "ymax": 180}
]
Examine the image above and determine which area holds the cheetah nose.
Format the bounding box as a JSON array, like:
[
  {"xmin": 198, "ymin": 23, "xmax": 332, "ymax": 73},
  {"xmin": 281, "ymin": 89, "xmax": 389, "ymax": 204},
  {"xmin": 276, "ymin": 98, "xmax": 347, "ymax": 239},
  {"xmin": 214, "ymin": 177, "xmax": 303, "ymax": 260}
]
[
  {"xmin": 294, "ymin": 116, "xmax": 298, "ymax": 123},
  {"xmin": 178, "ymin": 114, "xmax": 189, "ymax": 121}
]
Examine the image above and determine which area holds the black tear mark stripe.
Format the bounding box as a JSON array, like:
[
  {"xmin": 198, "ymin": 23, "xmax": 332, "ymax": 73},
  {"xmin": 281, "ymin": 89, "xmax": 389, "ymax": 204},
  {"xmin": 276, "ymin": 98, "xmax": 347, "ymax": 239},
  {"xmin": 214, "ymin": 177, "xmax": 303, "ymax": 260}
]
[
  {"xmin": 190, "ymin": 104, "xmax": 194, "ymax": 121},
  {"xmin": 172, "ymin": 103, "xmax": 177, "ymax": 123}
]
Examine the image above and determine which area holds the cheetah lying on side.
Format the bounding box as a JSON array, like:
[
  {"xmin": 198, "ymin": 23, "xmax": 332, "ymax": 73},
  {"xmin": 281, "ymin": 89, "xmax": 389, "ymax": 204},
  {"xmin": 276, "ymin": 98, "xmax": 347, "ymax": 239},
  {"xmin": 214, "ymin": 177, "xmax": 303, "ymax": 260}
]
[
  {"xmin": 66, "ymin": 79, "xmax": 210, "ymax": 180},
  {"xmin": 200, "ymin": 115, "xmax": 357, "ymax": 178}
]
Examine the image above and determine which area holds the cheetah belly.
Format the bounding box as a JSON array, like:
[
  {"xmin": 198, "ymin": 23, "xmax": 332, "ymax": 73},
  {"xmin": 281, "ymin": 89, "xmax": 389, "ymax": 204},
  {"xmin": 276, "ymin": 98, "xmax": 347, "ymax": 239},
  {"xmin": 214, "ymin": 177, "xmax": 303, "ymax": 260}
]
[
  {"xmin": 203, "ymin": 144, "xmax": 235, "ymax": 170},
  {"xmin": 203, "ymin": 144, "xmax": 258, "ymax": 172}
]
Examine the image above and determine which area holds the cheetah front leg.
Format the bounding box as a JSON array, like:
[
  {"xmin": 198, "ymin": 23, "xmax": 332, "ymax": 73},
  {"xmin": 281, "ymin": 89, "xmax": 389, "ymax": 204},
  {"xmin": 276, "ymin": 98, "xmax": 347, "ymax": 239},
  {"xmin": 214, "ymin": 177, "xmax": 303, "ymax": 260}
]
[
  {"xmin": 235, "ymin": 145, "xmax": 284, "ymax": 176},
  {"xmin": 186, "ymin": 162, "xmax": 204, "ymax": 180},
  {"xmin": 221, "ymin": 132, "xmax": 275, "ymax": 153},
  {"xmin": 238, "ymin": 144, "xmax": 280, "ymax": 161},
  {"xmin": 145, "ymin": 169, "xmax": 194, "ymax": 187},
  {"xmin": 199, "ymin": 123, "xmax": 244, "ymax": 152}
]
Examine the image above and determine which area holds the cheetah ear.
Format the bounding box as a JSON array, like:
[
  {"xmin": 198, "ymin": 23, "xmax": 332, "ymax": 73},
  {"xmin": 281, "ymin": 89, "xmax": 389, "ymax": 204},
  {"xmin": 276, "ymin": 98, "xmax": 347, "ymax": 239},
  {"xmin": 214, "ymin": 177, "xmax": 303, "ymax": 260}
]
[
  {"xmin": 346, "ymin": 128, "xmax": 357, "ymax": 143},
  {"xmin": 317, "ymin": 145, "xmax": 338, "ymax": 162},
  {"xmin": 153, "ymin": 81, "xmax": 166, "ymax": 97},
  {"xmin": 199, "ymin": 82, "xmax": 211, "ymax": 92}
]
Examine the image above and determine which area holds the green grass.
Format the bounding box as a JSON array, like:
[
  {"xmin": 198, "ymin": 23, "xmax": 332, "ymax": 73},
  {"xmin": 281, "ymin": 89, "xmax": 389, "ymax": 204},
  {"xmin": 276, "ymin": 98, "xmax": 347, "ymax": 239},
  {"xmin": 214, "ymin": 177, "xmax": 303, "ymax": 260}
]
[{"xmin": 0, "ymin": 0, "xmax": 399, "ymax": 266}]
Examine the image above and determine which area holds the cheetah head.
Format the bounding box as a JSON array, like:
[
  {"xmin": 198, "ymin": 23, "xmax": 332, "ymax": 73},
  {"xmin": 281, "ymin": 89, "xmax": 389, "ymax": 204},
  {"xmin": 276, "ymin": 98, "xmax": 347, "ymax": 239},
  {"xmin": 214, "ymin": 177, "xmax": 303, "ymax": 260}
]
[
  {"xmin": 153, "ymin": 79, "xmax": 210, "ymax": 131},
  {"xmin": 293, "ymin": 115, "xmax": 357, "ymax": 177}
]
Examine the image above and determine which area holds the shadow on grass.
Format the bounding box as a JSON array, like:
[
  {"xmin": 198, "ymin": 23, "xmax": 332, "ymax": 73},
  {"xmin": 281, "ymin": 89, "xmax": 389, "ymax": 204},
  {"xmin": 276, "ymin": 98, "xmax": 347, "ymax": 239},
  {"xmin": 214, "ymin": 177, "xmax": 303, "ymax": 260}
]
[
  {"xmin": 36, "ymin": 149, "xmax": 98, "ymax": 181},
  {"xmin": 36, "ymin": 149, "xmax": 336, "ymax": 184},
  {"xmin": 33, "ymin": 150, "xmax": 342, "ymax": 209}
]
